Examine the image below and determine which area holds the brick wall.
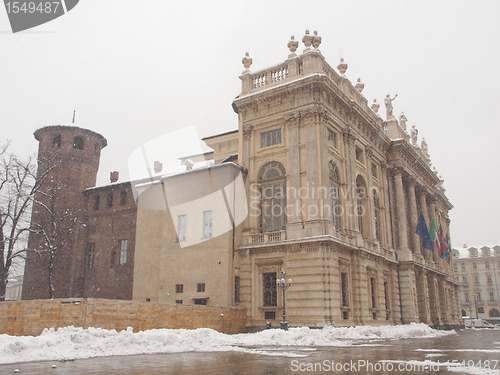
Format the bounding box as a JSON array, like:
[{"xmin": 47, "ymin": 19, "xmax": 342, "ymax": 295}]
[{"xmin": 0, "ymin": 298, "xmax": 247, "ymax": 336}]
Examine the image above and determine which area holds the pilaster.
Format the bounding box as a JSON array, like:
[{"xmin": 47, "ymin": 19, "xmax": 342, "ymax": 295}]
[
  {"xmin": 407, "ymin": 178, "xmax": 423, "ymax": 263},
  {"xmin": 393, "ymin": 168, "xmax": 412, "ymax": 261}
]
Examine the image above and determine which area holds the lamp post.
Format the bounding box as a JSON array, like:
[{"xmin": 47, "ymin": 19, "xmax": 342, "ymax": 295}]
[
  {"xmin": 276, "ymin": 269, "xmax": 292, "ymax": 330},
  {"xmin": 474, "ymin": 293, "xmax": 479, "ymax": 319}
]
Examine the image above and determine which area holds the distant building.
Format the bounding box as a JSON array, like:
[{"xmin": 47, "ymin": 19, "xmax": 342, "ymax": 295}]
[
  {"xmin": 5, "ymin": 276, "xmax": 23, "ymax": 301},
  {"xmin": 452, "ymin": 245, "xmax": 500, "ymax": 318},
  {"xmin": 22, "ymin": 32, "xmax": 461, "ymax": 329}
]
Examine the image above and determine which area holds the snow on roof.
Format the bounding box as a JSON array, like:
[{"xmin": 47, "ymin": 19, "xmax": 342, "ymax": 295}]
[{"xmin": 453, "ymin": 244, "xmax": 500, "ymax": 259}]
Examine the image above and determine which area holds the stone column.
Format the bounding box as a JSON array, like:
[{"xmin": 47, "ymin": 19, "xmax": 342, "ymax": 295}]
[
  {"xmin": 418, "ymin": 191, "xmax": 434, "ymax": 267},
  {"xmin": 366, "ymin": 148, "xmax": 377, "ymax": 241},
  {"xmin": 393, "ymin": 168, "xmax": 412, "ymax": 260},
  {"xmin": 381, "ymin": 163, "xmax": 393, "ymax": 248},
  {"xmin": 286, "ymin": 114, "xmax": 302, "ymax": 239},
  {"xmin": 304, "ymin": 110, "xmax": 320, "ymax": 237},
  {"xmin": 407, "ymin": 179, "xmax": 423, "ymax": 263},
  {"xmin": 343, "ymin": 129, "xmax": 357, "ymax": 234}
]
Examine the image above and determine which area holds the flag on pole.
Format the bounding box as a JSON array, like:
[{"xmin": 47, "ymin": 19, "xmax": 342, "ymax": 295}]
[
  {"xmin": 438, "ymin": 224, "xmax": 446, "ymax": 258},
  {"xmin": 415, "ymin": 212, "xmax": 434, "ymax": 251},
  {"xmin": 429, "ymin": 219, "xmax": 437, "ymax": 251}
]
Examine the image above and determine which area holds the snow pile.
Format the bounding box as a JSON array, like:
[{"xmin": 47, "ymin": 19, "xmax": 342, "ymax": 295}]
[{"xmin": 0, "ymin": 323, "xmax": 454, "ymax": 365}]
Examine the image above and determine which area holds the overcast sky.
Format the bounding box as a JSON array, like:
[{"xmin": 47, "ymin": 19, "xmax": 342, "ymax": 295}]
[{"xmin": 1, "ymin": 0, "xmax": 499, "ymax": 249}]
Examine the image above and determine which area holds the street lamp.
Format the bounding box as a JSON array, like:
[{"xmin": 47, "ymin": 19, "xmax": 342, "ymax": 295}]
[
  {"xmin": 276, "ymin": 269, "xmax": 292, "ymax": 330},
  {"xmin": 474, "ymin": 293, "xmax": 479, "ymax": 319}
]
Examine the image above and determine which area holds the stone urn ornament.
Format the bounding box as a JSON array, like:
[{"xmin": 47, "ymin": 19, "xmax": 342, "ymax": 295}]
[
  {"xmin": 242, "ymin": 52, "xmax": 252, "ymax": 73},
  {"xmin": 312, "ymin": 30, "xmax": 322, "ymax": 49},
  {"xmin": 302, "ymin": 29, "xmax": 313, "ymax": 52},
  {"xmin": 337, "ymin": 58, "xmax": 348, "ymax": 75},
  {"xmin": 371, "ymin": 99, "xmax": 380, "ymax": 113},
  {"xmin": 287, "ymin": 35, "xmax": 299, "ymax": 57},
  {"xmin": 355, "ymin": 78, "xmax": 365, "ymax": 93}
]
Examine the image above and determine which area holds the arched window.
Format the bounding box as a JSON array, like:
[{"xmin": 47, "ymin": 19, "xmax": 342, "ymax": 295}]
[
  {"xmin": 258, "ymin": 161, "xmax": 287, "ymax": 233},
  {"xmin": 356, "ymin": 175, "xmax": 367, "ymax": 237},
  {"xmin": 373, "ymin": 189, "xmax": 381, "ymax": 241},
  {"xmin": 489, "ymin": 308, "xmax": 500, "ymax": 317},
  {"xmin": 329, "ymin": 161, "xmax": 341, "ymax": 230}
]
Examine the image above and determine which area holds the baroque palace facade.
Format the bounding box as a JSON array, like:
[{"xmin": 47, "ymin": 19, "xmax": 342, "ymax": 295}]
[{"xmin": 22, "ymin": 32, "xmax": 461, "ymax": 330}]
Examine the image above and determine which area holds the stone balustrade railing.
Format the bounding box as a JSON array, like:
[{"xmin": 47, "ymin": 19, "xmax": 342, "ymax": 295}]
[
  {"xmin": 242, "ymin": 230, "xmax": 287, "ymax": 245},
  {"xmin": 240, "ymin": 51, "xmax": 382, "ymax": 127}
]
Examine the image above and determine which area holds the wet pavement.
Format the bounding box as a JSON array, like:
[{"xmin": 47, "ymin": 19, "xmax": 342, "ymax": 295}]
[{"xmin": 1, "ymin": 329, "xmax": 499, "ymax": 374}]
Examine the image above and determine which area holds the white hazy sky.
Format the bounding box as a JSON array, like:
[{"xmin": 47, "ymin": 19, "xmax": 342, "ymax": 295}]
[{"xmin": 1, "ymin": 0, "xmax": 499, "ymax": 248}]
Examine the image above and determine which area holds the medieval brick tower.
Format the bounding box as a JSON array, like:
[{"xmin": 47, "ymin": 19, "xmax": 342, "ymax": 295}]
[{"xmin": 22, "ymin": 125, "xmax": 107, "ymax": 300}]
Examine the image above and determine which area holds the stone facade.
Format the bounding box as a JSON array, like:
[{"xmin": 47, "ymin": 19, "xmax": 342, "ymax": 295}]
[
  {"xmin": 452, "ymin": 245, "xmax": 500, "ymax": 318},
  {"xmin": 21, "ymin": 33, "xmax": 461, "ymax": 330}
]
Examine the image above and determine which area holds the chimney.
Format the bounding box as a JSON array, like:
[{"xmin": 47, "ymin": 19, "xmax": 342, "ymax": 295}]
[
  {"xmin": 110, "ymin": 171, "xmax": 119, "ymax": 183},
  {"xmin": 463, "ymin": 244, "xmax": 467, "ymax": 248},
  {"xmin": 154, "ymin": 161, "xmax": 163, "ymax": 173}
]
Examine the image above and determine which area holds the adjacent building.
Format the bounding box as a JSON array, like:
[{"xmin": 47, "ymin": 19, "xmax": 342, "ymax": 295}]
[
  {"xmin": 22, "ymin": 32, "xmax": 461, "ymax": 330},
  {"xmin": 452, "ymin": 245, "xmax": 500, "ymax": 318}
]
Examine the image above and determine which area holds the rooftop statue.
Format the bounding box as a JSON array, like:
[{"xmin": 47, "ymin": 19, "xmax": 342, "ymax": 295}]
[
  {"xmin": 411, "ymin": 125, "xmax": 418, "ymax": 146},
  {"xmin": 384, "ymin": 94, "xmax": 398, "ymax": 120},
  {"xmin": 399, "ymin": 112, "xmax": 407, "ymax": 130}
]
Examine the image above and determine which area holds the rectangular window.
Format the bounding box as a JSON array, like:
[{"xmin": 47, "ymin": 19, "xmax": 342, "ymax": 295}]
[
  {"xmin": 107, "ymin": 193, "xmax": 113, "ymax": 208},
  {"xmin": 119, "ymin": 239, "xmax": 128, "ymax": 265},
  {"xmin": 203, "ymin": 210, "xmax": 212, "ymax": 238},
  {"xmin": 93, "ymin": 195, "xmax": 100, "ymax": 211},
  {"xmin": 371, "ymin": 162, "xmax": 378, "ymax": 178},
  {"xmin": 197, "ymin": 283, "xmax": 205, "ymax": 293},
  {"xmin": 87, "ymin": 243, "xmax": 95, "ymax": 269},
  {"xmin": 477, "ymin": 292, "xmax": 482, "ymax": 301},
  {"xmin": 461, "ymin": 263, "xmax": 465, "ymax": 271},
  {"xmin": 453, "ymin": 264, "xmax": 458, "ymax": 272},
  {"xmin": 328, "ymin": 129, "xmax": 337, "ymax": 148},
  {"xmin": 487, "ymin": 275, "xmax": 493, "ymax": 284},
  {"xmin": 73, "ymin": 136, "xmax": 84, "ymax": 150},
  {"xmin": 175, "ymin": 300, "xmax": 183, "ymax": 304},
  {"xmin": 490, "ymin": 292, "xmax": 495, "ymax": 302},
  {"xmin": 120, "ymin": 190, "xmax": 127, "ymax": 206},
  {"xmin": 194, "ymin": 299, "xmax": 207, "ymax": 305},
  {"xmin": 341, "ymin": 272, "xmax": 349, "ymax": 307},
  {"xmin": 52, "ymin": 134, "xmax": 61, "ymax": 148},
  {"xmin": 464, "ymin": 292, "xmax": 469, "ymax": 303},
  {"xmin": 234, "ymin": 276, "xmax": 240, "ymax": 303},
  {"xmin": 370, "ymin": 277, "xmax": 377, "ymax": 309},
  {"xmin": 474, "ymin": 275, "xmax": 479, "ymax": 284},
  {"xmin": 175, "ymin": 284, "xmax": 183, "ymax": 293},
  {"xmin": 178, "ymin": 215, "xmax": 186, "ymax": 241},
  {"xmin": 462, "ymin": 276, "xmax": 467, "ymax": 283},
  {"xmin": 473, "ymin": 262, "xmax": 477, "ymax": 270},
  {"xmin": 261, "ymin": 129, "xmax": 282, "ymax": 148},
  {"xmin": 478, "ymin": 307, "xmax": 484, "ymax": 314},
  {"xmin": 485, "ymin": 261, "xmax": 490, "ymax": 269},
  {"xmin": 263, "ymin": 272, "xmax": 277, "ymax": 306}
]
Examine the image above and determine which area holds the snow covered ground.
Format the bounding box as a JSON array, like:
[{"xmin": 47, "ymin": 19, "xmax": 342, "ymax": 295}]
[{"xmin": 0, "ymin": 323, "xmax": 453, "ymax": 365}]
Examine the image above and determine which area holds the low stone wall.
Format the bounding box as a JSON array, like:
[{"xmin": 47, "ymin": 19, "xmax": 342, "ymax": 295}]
[{"xmin": 0, "ymin": 298, "xmax": 247, "ymax": 336}]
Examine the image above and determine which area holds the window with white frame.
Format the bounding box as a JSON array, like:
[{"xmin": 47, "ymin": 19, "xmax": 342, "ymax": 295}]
[
  {"xmin": 119, "ymin": 239, "xmax": 128, "ymax": 265},
  {"xmin": 178, "ymin": 214, "xmax": 187, "ymax": 241},
  {"xmin": 203, "ymin": 210, "xmax": 212, "ymax": 238}
]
